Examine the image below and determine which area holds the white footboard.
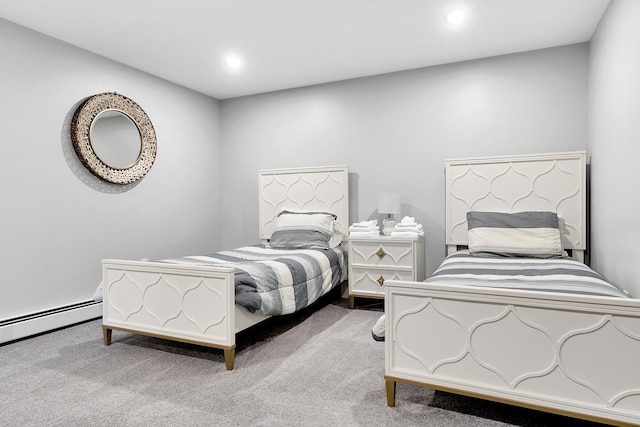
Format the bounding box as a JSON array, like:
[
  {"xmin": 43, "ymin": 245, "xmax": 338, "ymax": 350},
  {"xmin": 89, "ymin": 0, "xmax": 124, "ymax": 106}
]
[
  {"xmin": 384, "ymin": 280, "xmax": 640, "ymax": 426},
  {"xmin": 102, "ymin": 259, "xmax": 240, "ymax": 369}
]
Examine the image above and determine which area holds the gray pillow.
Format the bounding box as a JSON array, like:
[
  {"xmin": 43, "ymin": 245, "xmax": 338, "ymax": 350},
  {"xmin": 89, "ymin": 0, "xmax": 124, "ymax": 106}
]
[{"xmin": 267, "ymin": 210, "xmax": 337, "ymax": 250}]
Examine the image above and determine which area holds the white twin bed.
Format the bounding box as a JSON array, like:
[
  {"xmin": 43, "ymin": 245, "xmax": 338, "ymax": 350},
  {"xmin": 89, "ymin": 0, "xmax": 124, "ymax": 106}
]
[
  {"xmin": 384, "ymin": 152, "xmax": 640, "ymax": 426},
  {"xmin": 101, "ymin": 165, "xmax": 349, "ymax": 370}
]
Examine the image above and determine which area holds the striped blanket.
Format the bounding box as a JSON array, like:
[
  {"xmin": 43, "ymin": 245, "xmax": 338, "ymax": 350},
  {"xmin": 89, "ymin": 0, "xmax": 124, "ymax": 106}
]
[
  {"xmin": 160, "ymin": 245, "xmax": 348, "ymax": 316},
  {"xmin": 426, "ymin": 250, "xmax": 630, "ymax": 298}
]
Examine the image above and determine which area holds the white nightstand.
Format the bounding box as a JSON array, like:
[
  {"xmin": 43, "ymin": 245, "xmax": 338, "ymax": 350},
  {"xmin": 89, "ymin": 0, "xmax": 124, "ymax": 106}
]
[{"xmin": 348, "ymin": 236, "xmax": 425, "ymax": 309}]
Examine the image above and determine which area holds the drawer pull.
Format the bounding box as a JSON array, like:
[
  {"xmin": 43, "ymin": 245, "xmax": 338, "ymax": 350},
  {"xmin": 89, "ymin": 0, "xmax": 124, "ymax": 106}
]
[
  {"xmin": 377, "ymin": 275, "xmax": 385, "ymax": 287},
  {"xmin": 376, "ymin": 248, "xmax": 386, "ymax": 259}
]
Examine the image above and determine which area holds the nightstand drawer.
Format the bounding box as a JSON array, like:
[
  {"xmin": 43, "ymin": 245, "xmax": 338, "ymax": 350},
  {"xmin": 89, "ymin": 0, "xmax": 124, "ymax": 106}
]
[
  {"xmin": 350, "ymin": 267, "xmax": 416, "ymax": 295},
  {"xmin": 349, "ymin": 240, "xmax": 415, "ymax": 268}
]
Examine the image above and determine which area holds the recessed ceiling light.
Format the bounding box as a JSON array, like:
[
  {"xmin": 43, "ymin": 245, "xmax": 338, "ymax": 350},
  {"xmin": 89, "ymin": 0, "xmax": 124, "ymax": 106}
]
[
  {"xmin": 224, "ymin": 55, "xmax": 243, "ymax": 70},
  {"xmin": 446, "ymin": 9, "xmax": 465, "ymax": 24}
]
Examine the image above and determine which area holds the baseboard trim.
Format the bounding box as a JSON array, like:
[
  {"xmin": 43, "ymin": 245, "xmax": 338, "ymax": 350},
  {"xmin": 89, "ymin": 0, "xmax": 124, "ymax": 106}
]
[{"xmin": 0, "ymin": 301, "xmax": 102, "ymax": 344}]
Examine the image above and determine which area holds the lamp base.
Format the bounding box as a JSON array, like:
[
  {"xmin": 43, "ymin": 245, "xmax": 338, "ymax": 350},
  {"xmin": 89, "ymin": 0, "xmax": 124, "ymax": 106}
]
[{"xmin": 382, "ymin": 218, "xmax": 396, "ymax": 236}]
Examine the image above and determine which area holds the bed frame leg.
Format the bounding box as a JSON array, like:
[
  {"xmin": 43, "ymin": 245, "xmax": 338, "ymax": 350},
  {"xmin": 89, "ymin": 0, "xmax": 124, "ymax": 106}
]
[
  {"xmin": 349, "ymin": 295, "xmax": 355, "ymax": 309},
  {"xmin": 102, "ymin": 326, "xmax": 112, "ymax": 346},
  {"xmin": 386, "ymin": 379, "xmax": 396, "ymax": 407},
  {"xmin": 224, "ymin": 348, "xmax": 235, "ymax": 370}
]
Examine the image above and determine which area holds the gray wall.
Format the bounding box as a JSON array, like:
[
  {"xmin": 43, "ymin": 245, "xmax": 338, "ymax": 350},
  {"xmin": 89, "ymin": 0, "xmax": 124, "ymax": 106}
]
[
  {"xmin": 220, "ymin": 44, "xmax": 589, "ymax": 276},
  {"xmin": 0, "ymin": 19, "xmax": 222, "ymax": 320},
  {"xmin": 589, "ymin": 0, "xmax": 640, "ymax": 297},
  {"xmin": 7, "ymin": 3, "xmax": 635, "ymax": 325}
]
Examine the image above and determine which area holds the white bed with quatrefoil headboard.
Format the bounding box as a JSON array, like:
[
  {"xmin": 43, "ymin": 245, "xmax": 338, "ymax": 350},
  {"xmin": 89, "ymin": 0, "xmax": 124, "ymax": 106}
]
[
  {"xmin": 101, "ymin": 165, "xmax": 349, "ymax": 371},
  {"xmin": 445, "ymin": 151, "xmax": 586, "ymax": 261},
  {"xmin": 384, "ymin": 152, "xmax": 640, "ymax": 426}
]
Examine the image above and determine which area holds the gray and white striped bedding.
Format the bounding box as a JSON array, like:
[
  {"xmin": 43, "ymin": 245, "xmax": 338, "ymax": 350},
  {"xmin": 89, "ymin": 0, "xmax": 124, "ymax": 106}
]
[
  {"xmin": 426, "ymin": 250, "xmax": 630, "ymax": 298},
  {"xmin": 160, "ymin": 245, "xmax": 348, "ymax": 316}
]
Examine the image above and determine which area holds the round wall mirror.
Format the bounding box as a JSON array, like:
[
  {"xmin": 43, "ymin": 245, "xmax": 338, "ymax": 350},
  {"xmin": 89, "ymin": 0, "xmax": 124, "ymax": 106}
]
[{"xmin": 71, "ymin": 92, "xmax": 157, "ymax": 184}]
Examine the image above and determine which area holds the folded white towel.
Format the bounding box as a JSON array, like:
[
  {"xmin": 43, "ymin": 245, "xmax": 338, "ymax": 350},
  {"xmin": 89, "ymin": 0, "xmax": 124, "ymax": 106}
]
[
  {"xmin": 394, "ymin": 223, "xmax": 422, "ymax": 229},
  {"xmin": 390, "ymin": 230, "xmax": 424, "ymax": 238},
  {"xmin": 352, "ymin": 220, "xmax": 377, "ymax": 227},
  {"xmin": 400, "ymin": 216, "xmax": 416, "ymax": 225},
  {"xmin": 349, "ymin": 231, "xmax": 381, "ymax": 238},
  {"xmin": 393, "ymin": 225, "xmax": 422, "ymax": 233},
  {"xmin": 349, "ymin": 220, "xmax": 379, "ymax": 233},
  {"xmin": 349, "ymin": 225, "xmax": 380, "ymax": 232}
]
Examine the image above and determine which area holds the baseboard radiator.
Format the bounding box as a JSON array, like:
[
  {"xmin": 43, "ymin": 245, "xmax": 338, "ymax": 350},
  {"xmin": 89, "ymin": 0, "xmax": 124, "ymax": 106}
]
[{"xmin": 0, "ymin": 301, "xmax": 102, "ymax": 345}]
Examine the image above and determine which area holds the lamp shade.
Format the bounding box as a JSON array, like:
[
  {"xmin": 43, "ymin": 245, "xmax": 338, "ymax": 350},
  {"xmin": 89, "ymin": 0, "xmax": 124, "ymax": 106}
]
[{"xmin": 378, "ymin": 193, "xmax": 400, "ymax": 215}]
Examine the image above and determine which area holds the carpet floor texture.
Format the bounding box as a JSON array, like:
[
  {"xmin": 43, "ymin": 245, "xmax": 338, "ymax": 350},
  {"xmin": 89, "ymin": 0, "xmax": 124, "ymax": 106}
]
[{"xmin": 1, "ymin": 298, "xmax": 610, "ymax": 426}]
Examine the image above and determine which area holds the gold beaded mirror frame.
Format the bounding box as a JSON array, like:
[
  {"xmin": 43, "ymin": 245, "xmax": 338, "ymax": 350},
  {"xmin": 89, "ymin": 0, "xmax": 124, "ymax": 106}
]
[{"xmin": 71, "ymin": 92, "xmax": 157, "ymax": 184}]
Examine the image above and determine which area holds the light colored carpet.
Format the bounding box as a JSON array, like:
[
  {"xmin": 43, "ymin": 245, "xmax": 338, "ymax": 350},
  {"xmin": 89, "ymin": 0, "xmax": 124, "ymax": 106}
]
[{"xmin": 0, "ymin": 299, "xmax": 605, "ymax": 427}]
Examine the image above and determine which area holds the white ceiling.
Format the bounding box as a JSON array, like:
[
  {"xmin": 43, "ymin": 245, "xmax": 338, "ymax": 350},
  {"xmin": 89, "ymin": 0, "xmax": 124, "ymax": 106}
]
[{"xmin": 0, "ymin": 0, "xmax": 610, "ymax": 100}]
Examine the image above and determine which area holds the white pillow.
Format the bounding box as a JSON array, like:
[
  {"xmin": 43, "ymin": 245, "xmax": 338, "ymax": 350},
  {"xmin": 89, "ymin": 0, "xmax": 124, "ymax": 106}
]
[{"xmin": 467, "ymin": 211, "xmax": 562, "ymax": 258}]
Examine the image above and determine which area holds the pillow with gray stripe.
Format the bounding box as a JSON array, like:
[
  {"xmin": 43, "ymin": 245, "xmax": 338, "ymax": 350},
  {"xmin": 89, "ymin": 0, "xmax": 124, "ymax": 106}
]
[
  {"xmin": 467, "ymin": 211, "xmax": 562, "ymax": 258},
  {"xmin": 267, "ymin": 210, "xmax": 337, "ymax": 250}
]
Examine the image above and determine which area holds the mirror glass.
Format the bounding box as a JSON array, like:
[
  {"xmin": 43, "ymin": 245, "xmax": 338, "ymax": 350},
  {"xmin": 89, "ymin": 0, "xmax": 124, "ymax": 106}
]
[{"xmin": 90, "ymin": 109, "xmax": 142, "ymax": 170}]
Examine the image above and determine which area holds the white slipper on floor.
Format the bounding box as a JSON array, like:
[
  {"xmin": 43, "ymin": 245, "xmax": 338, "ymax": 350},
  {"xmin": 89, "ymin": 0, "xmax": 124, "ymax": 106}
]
[{"xmin": 371, "ymin": 314, "xmax": 385, "ymax": 341}]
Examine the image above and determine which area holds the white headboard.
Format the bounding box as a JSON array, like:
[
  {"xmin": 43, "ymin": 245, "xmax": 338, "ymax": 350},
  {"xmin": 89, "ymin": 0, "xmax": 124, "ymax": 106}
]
[
  {"xmin": 445, "ymin": 152, "xmax": 586, "ymax": 260},
  {"xmin": 258, "ymin": 165, "xmax": 349, "ymax": 242}
]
